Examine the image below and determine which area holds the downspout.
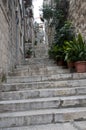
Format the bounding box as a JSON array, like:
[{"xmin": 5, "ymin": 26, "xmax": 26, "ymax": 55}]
[
  {"xmin": 22, "ymin": 1, "xmax": 25, "ymax": 59},
  {"xmin": 15, "ymin": 7, "xmax": 19, "ymax": 65}
]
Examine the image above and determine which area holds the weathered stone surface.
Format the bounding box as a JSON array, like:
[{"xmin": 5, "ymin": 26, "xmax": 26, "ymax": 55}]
[
  {"xmin": 0, "ymin": 0, "xmax": 25, "ymax": 75},
  {"xmin": 0, "ymin": 122, "xmax": 80, "ymax": 130},
  {"xmin": 1, "ymin": 86, "xmax": 86, "ymax": 100},
  {"xmin": 0, "ymin": 48, "xmax": 86, "ymax": 129},
  {"xmin": 72, "ymin": 121, "xmax": 86, "ymax": 130},
  {"xmin": 1, "ymin": 78, "xmax": 86, "ymax": 92},
  {"xmin": 0, "ymin": 1, "xmax": 17, "ymax": 74},
  {"xmin": 1, "ymin": 121, "xmax": 86, "ymax": 130},
  {"xmin": 0, "ymin": 96, "xmax": 86, "ymax": 112},
  {"xmin": 68, "ymin": 0, "xmax": 86, "ymax": 40},
  {"xmin": 6, "ymin": 72, "xmax": 86, "ymax": 83},
  {"xmin": 1, "ymin": 0, "xmax": 86, "ymax": 129},
  {"xmin": 0, "ymin": 108, "xmax": 86, "ymax": 128},
  {"xmin": 8, "ymin": 66, "xmax": 69, "ymax": 76}
]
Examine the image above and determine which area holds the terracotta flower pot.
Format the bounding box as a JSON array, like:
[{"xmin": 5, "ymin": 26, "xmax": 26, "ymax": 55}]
[
  {"xmin": 25, "ymin": 55, "xmax": 31, "ymax": 58},
  {"xmin": 75, "ymin": 61, "xmax": 86, "ymax": 73},
  {"xmin": 67, "ymin": 62, "xmax": 75, "ymax": 68},
  {"xmin": 57, "ymin": 60, "xmax": 64, "ymax": 66}
]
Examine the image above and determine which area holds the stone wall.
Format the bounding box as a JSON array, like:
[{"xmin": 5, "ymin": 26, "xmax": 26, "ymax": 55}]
[
  {"xmin": 68, "ymin": 0, "xmax": 86, "ymax": 40},
  {"xmin": 0, "ymin": 0, "xmax": 24, "ymax": 75},
  {"xmin": 24, "ymin": 6, "xmax": 34, "ymax": 58},
  {"xmin": 43, "ymin": 0, "xmax": 55, "ymax": 46},
  {"xmin": 0, "ymin": 0, "xmax": 13, "ymax": 74}
]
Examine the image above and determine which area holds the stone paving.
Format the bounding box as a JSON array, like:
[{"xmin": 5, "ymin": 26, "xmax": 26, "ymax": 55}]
[
  {"xmin": 1, "ymin": 121, "xmax": 86, "ymax": 130},
  {"xmin": 0, "ymin": 43, "xmax": 86, "ymax": 129}
]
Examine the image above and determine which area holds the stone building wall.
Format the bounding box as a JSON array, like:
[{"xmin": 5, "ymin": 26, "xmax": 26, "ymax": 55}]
[
  {"xmin": 68, "ymin": 0, "xmax": 86, "ymax": 40},
  {"xmin": 24, "ymin": 5, "xmax": 34, "ymax": 58},
  {"xmin": 43, "ymin": 0, "xmax": 55, "ymax": 46},
  {"xmin": 16, "ymin": 0, "xmax": 24, "ymax": 65},
  {"xmin": 0, "ymin": 0, "xmax": 14, "ymax": 74},
  {"xmin": 0, "ymin": 0, "xmax": 24, "ymax": 76}
]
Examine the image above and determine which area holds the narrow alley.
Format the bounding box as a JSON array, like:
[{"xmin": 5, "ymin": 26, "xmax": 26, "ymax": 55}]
[{"xmin": 0, "ymin": 0, "xmax": 86, "ymax": 130}]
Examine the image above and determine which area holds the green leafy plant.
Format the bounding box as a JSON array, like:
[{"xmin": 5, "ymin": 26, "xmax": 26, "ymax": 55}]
[
  {"xmin": 55, "ymin": 21, "xmax": 75, "ymax": 45},
  {"xmin": 42, "ymin": 5, "xmax": 53, "ymax": 20},
  {"xmin": 48, "ymin": 45, "xmax": 58, "ymax": 60},
  {"xmin": 27, "ymin": 49, "xmax": 32, "ymax": 55},
  {"xmin": 64, "ymin": 33, "xmax": 86, "ymax": 62},
  {"xmin": 64, "ymin": 41, "xmax": 76, "ymax": 62},
  {"xmin": 73, "ymin": 34, "xmax": 86, "ymax": 61},
  {"xmin": 53, "ymin": 0, "xmax": 70, "ymax": 42},
  {"xmin": 25, "ymin": 48, "xmax": 32, "ymax": 58},
  {"xmin": 48, "ymin": 21, "xmax": 75, "ymax": 62},
  {"xmin": 55, "ymin": 45, "xmax": 65, "ymax": 61},
  {"xmin": 48, "ymin": 44, "xmax": 65, "ymax": 61}
]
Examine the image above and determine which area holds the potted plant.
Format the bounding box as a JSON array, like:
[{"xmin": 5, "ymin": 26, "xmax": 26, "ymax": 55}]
[
  {"xmin": 65, "ymin": 34, "xmax": 86, "ymax": 72},
  {"xmin": 64, "ymin": 41, "xmax": 76, "ymax": 68},
  {"xmin": 48, "ymin": 45, "xmax": 57, "ymax": 60},
  {"xmin": 55, "ymin": 45, "xmax": 65, "ymax": 66},
  {"xmin": 74, "ymin": 34, "xmax": 86, "ymax": 72},
  {"xmin": 48, "ymin": 44, "xmax": 65, "ymax": 65},
  {"xmin": 25, "ymin": 48, "xmax": 32, "ymax": 58}
]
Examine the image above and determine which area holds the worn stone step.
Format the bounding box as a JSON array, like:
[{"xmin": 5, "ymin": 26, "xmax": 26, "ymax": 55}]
[
  {"xmin": 16, "ymin": 65, "xmax": 63, "ymax": 70},
  {"xmin": 7, "ymin": 73, "xmax": 86, "ymax": 83},
  {"xmin": 0, "ymin": 107, "xmax": 86, "ymax": 128},
  {"xmin": 1, "ymin": 121, "xmax": 86, "ymax": 130},
  {"xmin": 0, "ymin": 95, "xmax": 86, "ymax": 112},
  {"xmin": 24, "ymin": 58, "xmax": 55, "ymax": 65},
  {"xmin": 9, "ymin": 67, "xmax": 69, "ymax": 76},
  {"xmin": 0, "ymin": 87, "xmax": 86, "ymax": 100},
  {"xmin": 16, "ymin": 63, "xmax": 56, "ymax": 70},
  {"xmin": 16, "ymin": 65, "xmax": 67, "ymax": 71},
  {"xmin": 19, "ymin": 57, "xmax": 54, "ymax": 64},
  {"xmin": 1, "ymin": 79, "xmax": 86, "ymax": 92}
]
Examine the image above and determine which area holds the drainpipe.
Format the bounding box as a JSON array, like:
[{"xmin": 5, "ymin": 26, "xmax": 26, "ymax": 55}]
[
  {"xmin": 15, "ymin": 7, "xmax": 19, "ymax": 65},
  {"xmin": 22, "ymin": 1, "xmax": 25, "ymax": 59}
]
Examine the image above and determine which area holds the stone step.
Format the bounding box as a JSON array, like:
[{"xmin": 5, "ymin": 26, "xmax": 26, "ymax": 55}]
[
  {"xmin": 9, "ymin": 70, "xmax": 69, "ymax": 77},
  {"xmin": 9, "ymin": 67, "xmax": 69, "ymax": 77},
  {"xmin": 16, "ymin": 65, "xmax": 65, "ymax": 71},
  {"xmin": 7, "ymin": 73, "xmax": 86, "ymax": 83},
  {"xmin": 0, "ymin": 87, "xmax": 86, "ymax": 100},
  {"xmin": 0, "ymin": 95, "xmax": 86, "ymax": 112},
  {"xmin": 1, "ymin": 79, "xmax": 86, "ymax": 92},
  {"xmin": 23, "ymin": 62, "xmax": 56, "ymax": 66},
  {"xmin": 1, "ymin": 121, "xmax": 86, "ymax": 130},
  {"xmin": 0, "ymin": 107, "xmax": 86, "ymax": 128},
  {"xmin": 24, "ymin": 58, "xmax": 55, "ymax": 66},
  {"xmin": 24, "ymin": 57, "xmax": 54, "ymax": 62},
  {"xmin": 16, "ymin": 64, "xmax": 57, "ymax": 69}
]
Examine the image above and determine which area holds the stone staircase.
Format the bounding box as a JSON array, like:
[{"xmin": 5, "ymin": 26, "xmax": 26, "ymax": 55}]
[{"xmin": 0, "ymin": 57, "xmax": 86, "ymax": 130}]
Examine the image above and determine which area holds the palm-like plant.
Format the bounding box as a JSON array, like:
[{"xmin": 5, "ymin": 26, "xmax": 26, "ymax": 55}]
[{"xmin": 64, "ymin": 33, "xmax": 86, "ymax": 62}]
